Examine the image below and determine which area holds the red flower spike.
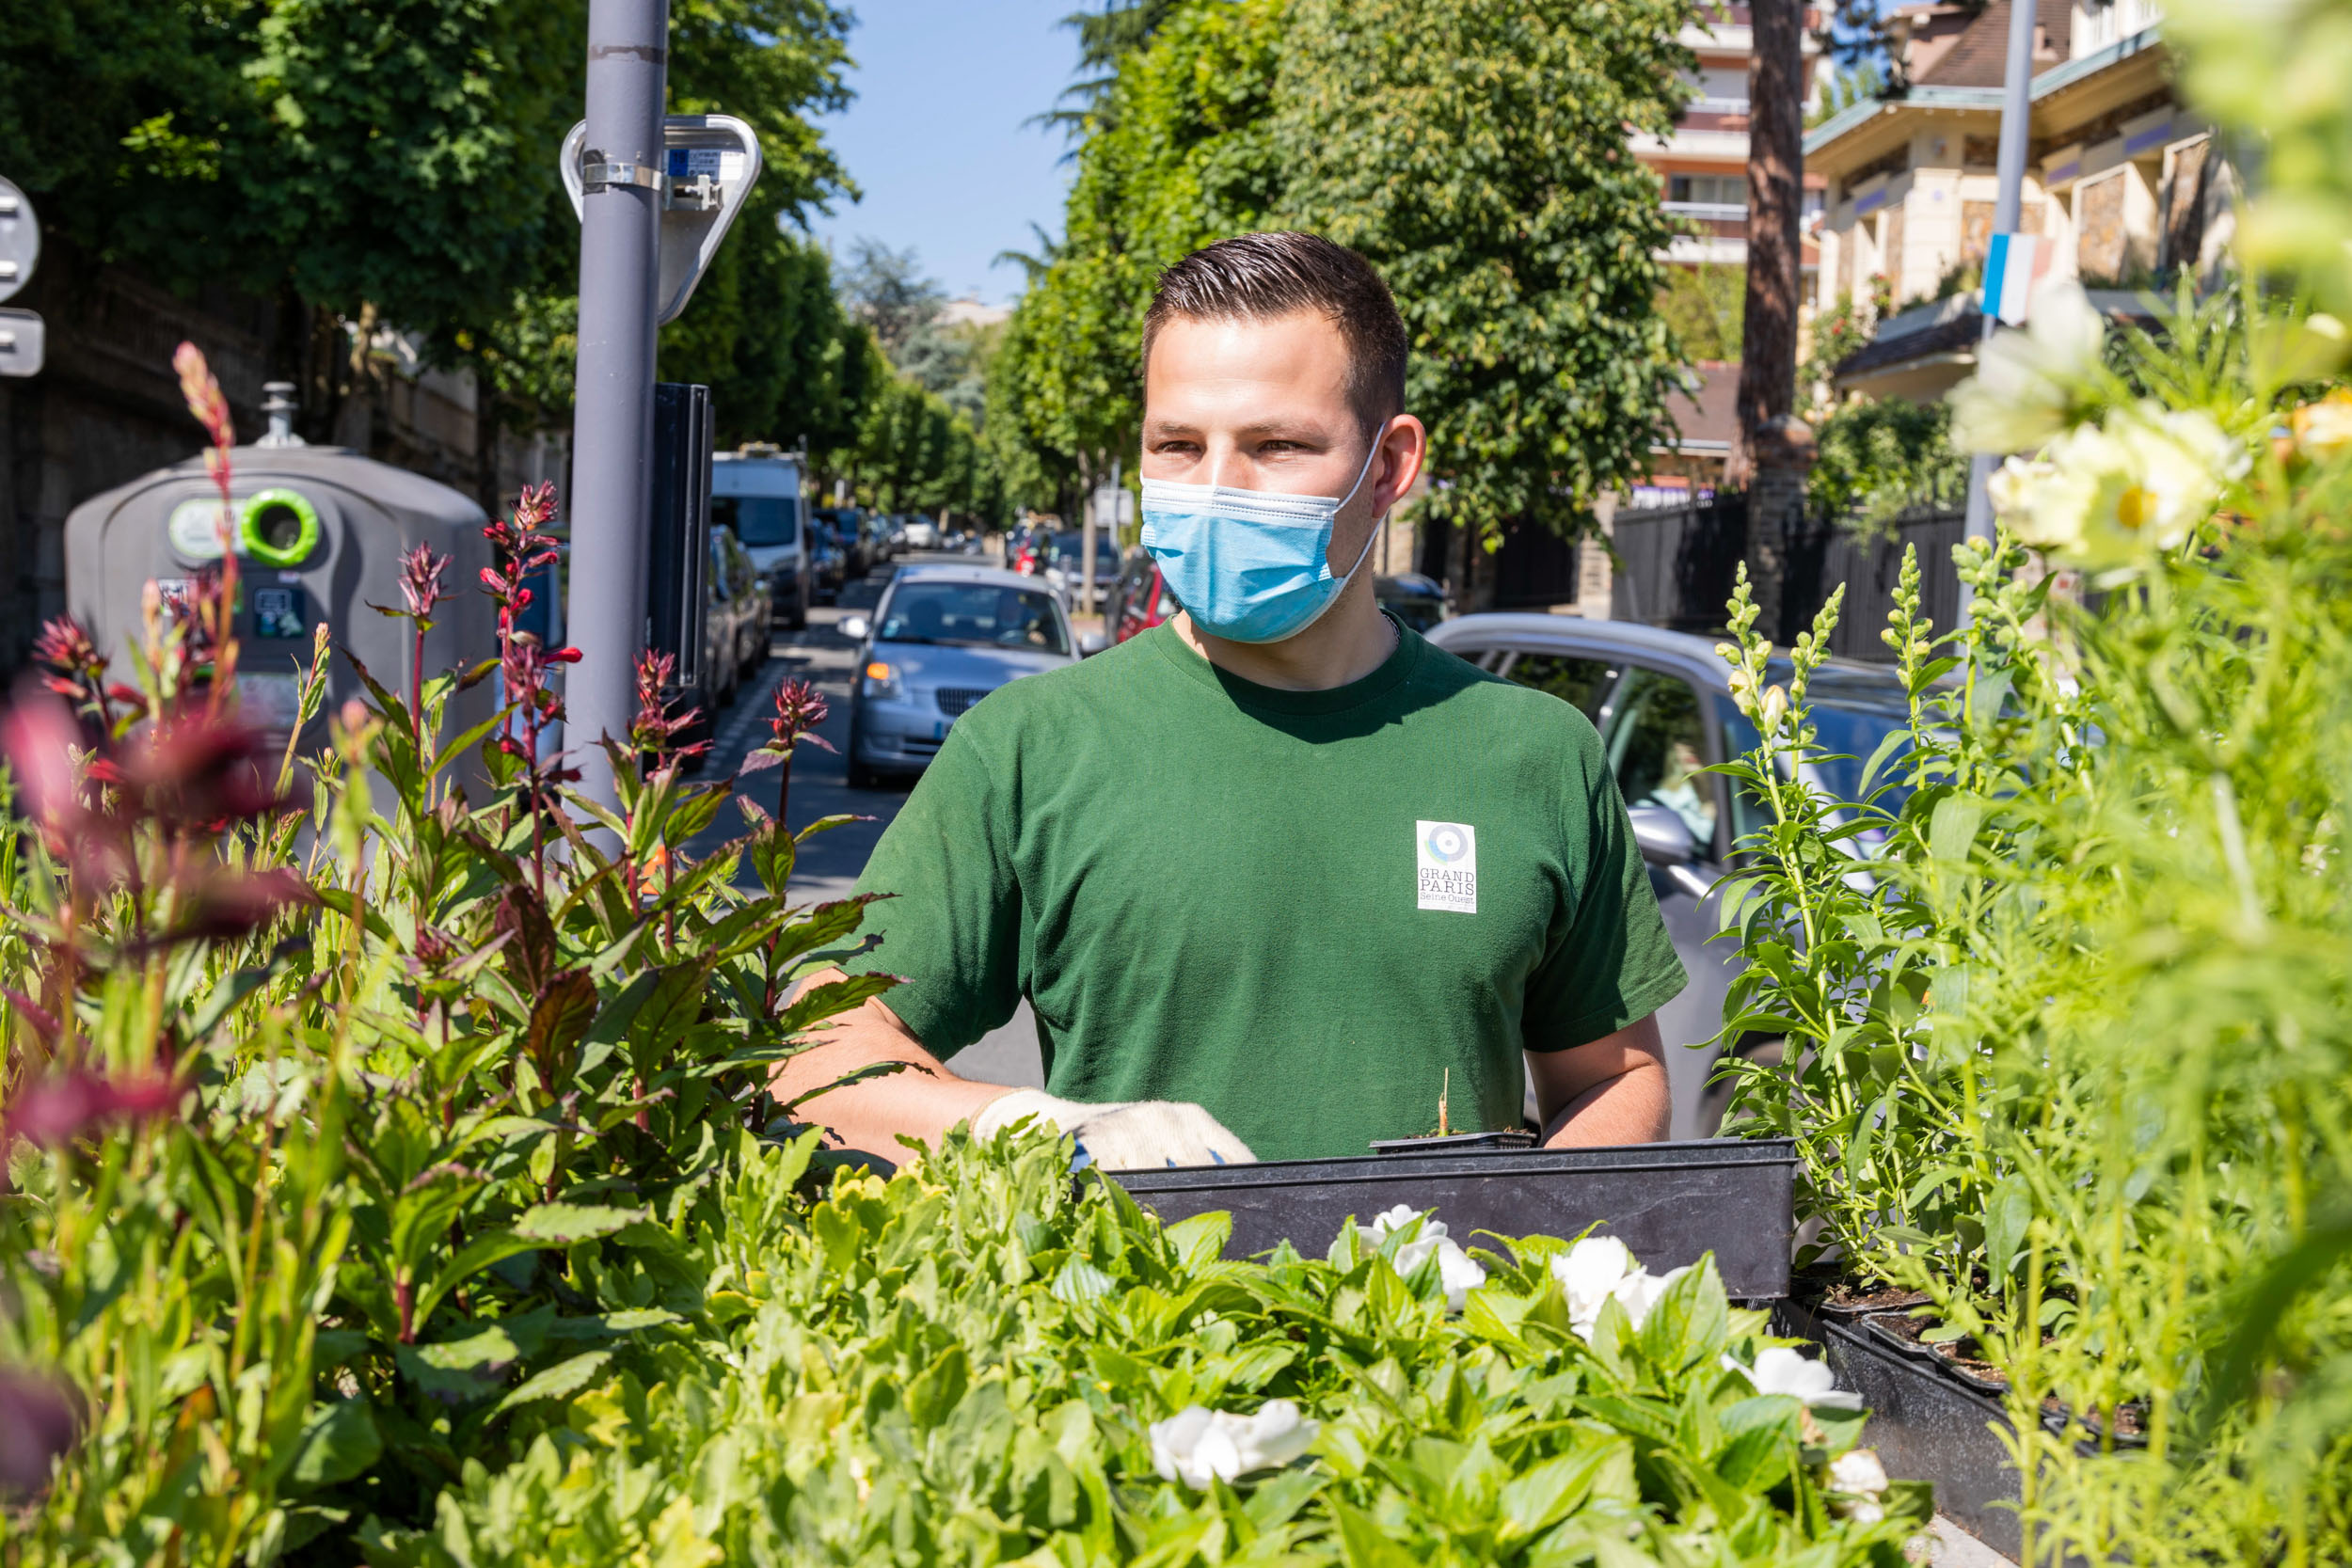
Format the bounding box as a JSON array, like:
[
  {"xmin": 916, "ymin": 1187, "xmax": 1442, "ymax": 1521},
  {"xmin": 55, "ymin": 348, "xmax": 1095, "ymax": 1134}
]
[
  {"xmin": 2, "ymin": 694, "xmax": 87, "ymax": 831},
  {"xmin": 0, "ymin": 1368, "xmax": 78, "ymax": 1493},
  {"xmin": 5, "ymin": 1068, "xmax": 178, "ymax": 1148},
  {"xmin": 768, "ymin": 677, "xmax": 836, "ymax": 755},
  {"xmin": 397, "ymin": 543, "xmax": 453, "ymax": 623}
]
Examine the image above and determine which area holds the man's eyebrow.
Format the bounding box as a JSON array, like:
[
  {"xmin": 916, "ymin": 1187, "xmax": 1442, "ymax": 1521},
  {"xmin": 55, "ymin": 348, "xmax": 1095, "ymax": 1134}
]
[{"xmin": 1142, "ymin": 415, "xmax": 1338, "ymax": 441}]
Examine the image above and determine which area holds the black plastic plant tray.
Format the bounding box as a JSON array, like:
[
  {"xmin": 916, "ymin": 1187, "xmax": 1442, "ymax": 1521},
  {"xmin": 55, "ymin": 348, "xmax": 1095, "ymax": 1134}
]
[
  {"xmin": 1775, "ymin": 1298, "xmax": 2025, "ymax": 1563},
  {"xmin": 1112, "ymin": 1138, "xmax": 1797, "ymax": 1299}
]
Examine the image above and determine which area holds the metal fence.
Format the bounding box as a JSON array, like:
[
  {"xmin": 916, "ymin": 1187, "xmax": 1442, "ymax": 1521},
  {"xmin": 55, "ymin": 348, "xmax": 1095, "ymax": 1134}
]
[{"xmin": 1610, "ymin": 496, "xmax": 1966, "ymax": 661}]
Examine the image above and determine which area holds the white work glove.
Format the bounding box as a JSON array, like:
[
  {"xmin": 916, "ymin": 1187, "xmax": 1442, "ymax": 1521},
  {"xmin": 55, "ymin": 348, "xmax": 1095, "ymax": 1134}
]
[{"xmin": 971, "ymin": 1089, "xmax": 1257, "ymax": 1170}]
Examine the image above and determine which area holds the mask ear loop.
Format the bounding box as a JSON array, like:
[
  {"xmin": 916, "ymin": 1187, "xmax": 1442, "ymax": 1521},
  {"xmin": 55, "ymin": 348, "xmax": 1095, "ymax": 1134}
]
[
  {"xmin": 1258, "ymin": 420, "xmax": 1398, "ymax": 645},
  {"xmin": 1331, "ymin": 419, "xmax": 1397, "ymax": 585}
]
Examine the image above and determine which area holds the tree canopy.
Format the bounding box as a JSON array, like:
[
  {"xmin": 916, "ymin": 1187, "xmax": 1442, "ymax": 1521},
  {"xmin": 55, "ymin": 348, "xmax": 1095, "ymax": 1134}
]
[{"xmin": 993, "ymin": 0, "xmax": 1695, "ymax": 544}]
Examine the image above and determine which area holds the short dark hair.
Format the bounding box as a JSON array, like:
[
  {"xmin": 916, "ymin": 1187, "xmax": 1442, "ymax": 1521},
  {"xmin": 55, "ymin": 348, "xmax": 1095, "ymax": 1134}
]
[{"xmin": 1143, "ymin": 232, "xmax": 1408, "ymax": 433}]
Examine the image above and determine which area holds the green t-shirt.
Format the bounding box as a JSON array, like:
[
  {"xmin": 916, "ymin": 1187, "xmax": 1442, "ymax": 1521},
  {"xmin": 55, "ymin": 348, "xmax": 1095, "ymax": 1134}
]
[{"xmin": 845, "ymin": 616, "xmax": 1687, "ymax": 1162}]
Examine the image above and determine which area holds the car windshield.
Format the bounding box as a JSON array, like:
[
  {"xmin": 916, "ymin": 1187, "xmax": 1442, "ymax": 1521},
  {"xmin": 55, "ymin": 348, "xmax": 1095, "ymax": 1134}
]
[
  {"xmin": 879, "ymin": 582, "xmax": 1068, "ymax": 655},
  {"xmin": 711, "ymin": 494, "xmax": 796, "ymax": 547}
]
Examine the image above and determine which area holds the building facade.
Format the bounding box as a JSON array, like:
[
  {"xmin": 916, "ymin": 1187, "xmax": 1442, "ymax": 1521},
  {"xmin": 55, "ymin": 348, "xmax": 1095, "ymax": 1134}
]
[{"xmin": 1805, "ymin": 1, "xmax": 2232, "ymax": 401}]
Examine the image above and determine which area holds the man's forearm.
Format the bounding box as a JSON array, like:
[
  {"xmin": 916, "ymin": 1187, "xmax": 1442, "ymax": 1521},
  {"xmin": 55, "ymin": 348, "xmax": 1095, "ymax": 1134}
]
[
  {"xmin": 770, "ymin": 968, "xmax": 1009, "ymax": 1154},
  {"xmin": 1528, "ymin": 1012, "xmax": 1672, "ymax": 1148},
  {"xmin": 1541, "ymin": 1056, "xmax": 1671, "ymax": 1148}
]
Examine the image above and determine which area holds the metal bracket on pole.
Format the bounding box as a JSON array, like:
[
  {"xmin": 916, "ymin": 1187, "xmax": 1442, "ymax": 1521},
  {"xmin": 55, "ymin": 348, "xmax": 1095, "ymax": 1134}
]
[
  {"xmin": 561, "ymin": 115, "xmax": 764, "ymax": 325},
  {"xmin": 579, "ymin": 157, "xmax": 670, "ymax": 198}
]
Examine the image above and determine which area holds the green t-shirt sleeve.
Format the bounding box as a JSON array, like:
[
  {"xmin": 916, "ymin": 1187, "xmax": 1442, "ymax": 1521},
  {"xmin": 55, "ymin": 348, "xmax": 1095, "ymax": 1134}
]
[
  {"xmin": 1521, "ymin": 729, "xmax": 1690, "ymax": 1052},
  {"xmin": 841, "ymin": 725, "xmax": 1024, "ymax": 1056}
]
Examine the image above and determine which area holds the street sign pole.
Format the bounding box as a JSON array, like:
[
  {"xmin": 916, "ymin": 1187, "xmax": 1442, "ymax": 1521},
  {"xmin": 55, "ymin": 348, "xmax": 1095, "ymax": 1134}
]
[
  {"xmin": 568, "ymin": 0, "xmax": 670, "ymax": 816},
  {"xmin": 1956, "ymin": 0, "xmax": 2039, "ymax": 628}
]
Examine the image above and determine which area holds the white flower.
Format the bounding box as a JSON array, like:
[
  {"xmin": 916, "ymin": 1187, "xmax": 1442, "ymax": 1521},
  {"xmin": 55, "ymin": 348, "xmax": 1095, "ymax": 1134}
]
[
  {"xmin": 1724, "ymin": 1346, "xmax": 1866, "ymax": 1411},
  {"xmin": 1149, "ymin": 1401, "xmax": 1319, "ymax": 1490},
  {"xmin": 1359, "ymin": 1207, "xmax": 1487, "ymax": 1310},
  {"xmin": 1949, "ymin": 277, "xmax": 2105, "ymax": 453},
  {"xmin": 1607, "ymin": 1265, "xmax": 1690, "ymax": 1329},
  {"xmin": 1828, "ymin": 1448, "xmax": 1890, "ymax": 1498},
  {"xmin": 1547, "ymin": 1238, "xmax": 1686, "ymax": 1338},
  {"xmin": 1550, "ymin": 1236, "xmax": 1637, "ymax": 1329}
]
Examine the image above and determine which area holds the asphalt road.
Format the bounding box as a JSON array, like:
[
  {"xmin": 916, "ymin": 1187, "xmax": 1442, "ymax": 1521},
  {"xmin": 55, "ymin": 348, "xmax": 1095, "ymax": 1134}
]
[{"xmin": 688, "ymin": 551, "xmax": 1045, "ymax": 1089}]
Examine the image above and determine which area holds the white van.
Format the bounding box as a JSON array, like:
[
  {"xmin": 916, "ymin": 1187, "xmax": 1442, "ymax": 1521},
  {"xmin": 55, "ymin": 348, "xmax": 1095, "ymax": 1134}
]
[{"xmin": 711, "ymin": 447, "xmax": 809, "ymax": 632}]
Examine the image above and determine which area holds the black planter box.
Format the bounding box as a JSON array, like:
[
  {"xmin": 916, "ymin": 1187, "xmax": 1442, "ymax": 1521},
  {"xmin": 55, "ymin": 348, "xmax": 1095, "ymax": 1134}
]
[
  {"xmin": 1776, "ymin": 1298, "xmax": 2024, "ymax": 1562},
  {"xmin": 1112, "ymin": 1138, "xmax": 1797, "ymax": 1300}
]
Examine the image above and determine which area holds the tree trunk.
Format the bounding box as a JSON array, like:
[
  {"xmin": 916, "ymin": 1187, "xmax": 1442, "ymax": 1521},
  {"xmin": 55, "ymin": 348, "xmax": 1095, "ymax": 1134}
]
[{"xmin": 1725, "ymin": 0, "xmax": 1804, "ymax": 489}]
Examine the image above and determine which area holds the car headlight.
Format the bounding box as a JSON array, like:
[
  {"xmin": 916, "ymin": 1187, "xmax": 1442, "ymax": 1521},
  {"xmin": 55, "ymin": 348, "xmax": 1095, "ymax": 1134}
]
[{"xmin": 862, "ymin": 660, "xmax": 906, "ymax": 703}]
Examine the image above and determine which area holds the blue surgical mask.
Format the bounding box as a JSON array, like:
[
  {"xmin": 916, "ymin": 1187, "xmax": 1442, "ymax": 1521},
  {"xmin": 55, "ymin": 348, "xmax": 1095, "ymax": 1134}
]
[{"xmin": 1139, "ymin": 426, "xmax": 1390, "ymax": 644}]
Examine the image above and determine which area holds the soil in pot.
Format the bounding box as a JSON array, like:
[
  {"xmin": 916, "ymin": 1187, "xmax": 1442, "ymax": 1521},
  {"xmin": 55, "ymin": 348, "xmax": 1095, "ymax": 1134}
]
[
  {"xmin": 2043, "ymin": 1399, "xmax": 2151, "ymax": 1452},
  {"xmin": 1820, "ymin": 1280, "xmax": 1933, "ymax": 1321},
  {"xmin": 1929, "ymin": 1334, "xmax": 2011, "ymax": 1395},
  {"xmin": 1863, "ymin": 1309, "xmax": 1946, "ymax": 1363}
]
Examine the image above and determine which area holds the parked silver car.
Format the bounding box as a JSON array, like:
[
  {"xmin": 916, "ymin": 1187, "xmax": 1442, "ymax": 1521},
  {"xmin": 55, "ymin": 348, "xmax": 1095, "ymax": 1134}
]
[
  {"xmin": 839, "ymin": 564, "xmax": 1077, "ymax": 787},
  {"xmin": 1426, "ymin": 615, "xmax": 1916, "ymax": 1139}
]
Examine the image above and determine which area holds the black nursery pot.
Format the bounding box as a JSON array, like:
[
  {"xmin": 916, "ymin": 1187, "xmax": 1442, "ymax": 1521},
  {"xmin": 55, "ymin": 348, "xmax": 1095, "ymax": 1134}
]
[
  {"xmin": 1111, "ymin": 1137, "xmax": 1798, "ymax": 1299},
  {"xmin": 1776, "ymin": 1297, "xmax": 2028, "ymax": 1563}
]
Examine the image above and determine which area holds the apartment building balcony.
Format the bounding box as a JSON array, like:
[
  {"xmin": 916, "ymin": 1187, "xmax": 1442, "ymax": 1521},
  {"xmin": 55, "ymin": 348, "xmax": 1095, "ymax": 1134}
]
[
  {"xmin": 1663, "ymin": 201, "xmax": 1750, "ymax": 230},
  {"xmin": 1679, "ymin": 97, "xmax": 1754, "ymax": 134}
]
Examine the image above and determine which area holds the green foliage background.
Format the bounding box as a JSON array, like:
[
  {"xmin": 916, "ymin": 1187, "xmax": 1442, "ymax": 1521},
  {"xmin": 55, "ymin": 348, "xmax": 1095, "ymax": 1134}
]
[{"xmin": 990, "ymin": 0, "xmax": 1694, "ymax": 543}]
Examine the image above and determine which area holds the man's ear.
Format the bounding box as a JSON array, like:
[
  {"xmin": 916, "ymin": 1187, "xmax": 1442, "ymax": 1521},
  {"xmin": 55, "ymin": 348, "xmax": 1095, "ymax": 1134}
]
[{"xmin": 1375, "ymin": 416, "xmax": 1429, "ymax": 514}]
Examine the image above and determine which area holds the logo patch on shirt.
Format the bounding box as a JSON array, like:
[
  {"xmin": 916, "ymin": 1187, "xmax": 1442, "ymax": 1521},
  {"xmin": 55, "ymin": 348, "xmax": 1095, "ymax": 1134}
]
[{"xmin": 1415, "ymin": 820, "xmax": 1478, "ymax": 913}]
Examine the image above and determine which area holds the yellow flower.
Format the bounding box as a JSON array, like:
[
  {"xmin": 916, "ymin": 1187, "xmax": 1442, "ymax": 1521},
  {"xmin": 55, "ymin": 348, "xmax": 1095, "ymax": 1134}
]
[
  {"xmin": 1990, "ymin": 404, "xmax": 2246, "ymax": 570},
  {"xmin": 2291, "ymin": 388, "xmax": 2352, "ymax": 459}
]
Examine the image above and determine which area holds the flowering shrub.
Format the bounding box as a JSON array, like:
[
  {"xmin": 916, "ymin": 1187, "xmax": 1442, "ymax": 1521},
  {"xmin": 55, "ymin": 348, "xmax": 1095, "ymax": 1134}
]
[{"xmin": 1715, "ymin": 272, "xmax": 2352, "ymax": 1558}]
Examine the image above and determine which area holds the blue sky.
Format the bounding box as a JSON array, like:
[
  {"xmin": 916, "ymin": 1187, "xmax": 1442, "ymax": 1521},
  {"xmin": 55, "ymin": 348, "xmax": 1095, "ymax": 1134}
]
[{"xmin": 805, "ymin": 0, "xmax": 1087, "ymax": 306}]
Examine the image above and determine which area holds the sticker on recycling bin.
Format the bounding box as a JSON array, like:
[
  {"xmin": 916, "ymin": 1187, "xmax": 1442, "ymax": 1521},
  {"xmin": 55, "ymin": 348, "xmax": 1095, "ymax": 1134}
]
[
  {"xmin": 167, "ymin": 497, "xmax": 231, "ymax": 560},
  {"xmin": 666, "ymin": 148, "xmax": 745, "ymax": 182},
  {"xmin": 251, "ymin": 586, "xmax": 306, "ymax": 640}
]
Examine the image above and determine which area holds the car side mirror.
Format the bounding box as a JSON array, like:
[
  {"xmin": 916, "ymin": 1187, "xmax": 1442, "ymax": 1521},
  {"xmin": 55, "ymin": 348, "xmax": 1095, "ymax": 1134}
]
[
  {"xmin": 1627, "ymin": 803, "xmax": 1697, "ymax": 867},
  {"xmin": 839, "ymin": 614, "xmax": 870, "ymax": 641},
  {"xmin": 1077, "ymin": 631, "xmax": 1107, "ymax": 657}
]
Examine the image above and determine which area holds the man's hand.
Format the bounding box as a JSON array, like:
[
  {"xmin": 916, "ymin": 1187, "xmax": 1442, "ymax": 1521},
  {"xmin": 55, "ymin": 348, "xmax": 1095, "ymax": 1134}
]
[
  {"xmin": 1528, "ymin": 1012, "xmax": 1671, "ymax": 1147},
  {"xmin": 772, "ymin": 970, "xmax": 1257, "ymax": 1167},
  {"xmin": 973, "ymin": 1090, "xmax": 1256, "ymax": 1170}
]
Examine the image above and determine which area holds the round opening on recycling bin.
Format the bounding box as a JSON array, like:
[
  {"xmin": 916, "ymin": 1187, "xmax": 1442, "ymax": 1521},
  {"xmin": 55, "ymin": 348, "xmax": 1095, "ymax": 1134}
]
[{"xmin": 238, "ymin": 487, "xmax": 321, "ymax": 567}]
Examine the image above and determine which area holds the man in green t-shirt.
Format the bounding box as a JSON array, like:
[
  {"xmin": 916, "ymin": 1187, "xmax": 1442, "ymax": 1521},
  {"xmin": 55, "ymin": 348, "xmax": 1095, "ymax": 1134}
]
[{"xmin": 776, "ymin": 232, "xmax": 1686, "ymax": 1167}]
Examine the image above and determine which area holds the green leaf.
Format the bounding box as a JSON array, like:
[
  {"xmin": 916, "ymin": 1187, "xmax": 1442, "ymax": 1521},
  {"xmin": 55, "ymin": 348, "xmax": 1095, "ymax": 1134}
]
[
  {"xmin": 1929, "ymin": 793, "xmax": 1986, "ymax": 865},
  {"xmin": 1331, "ymin": 1498, "xmax": 1418, "ymax": 1568},
  {"xmin": 514, "ymin": 1203, "xmax": 651, "ymax": 1245},
  {"xmin": 492, "ymin": 1350, "xmax": 612, "ymax": 1417},
  {"xmin": 285, "ymin": 1400, "xmax": 381, "ymax": 1489},
  {"xmin": 1164, "ymin": 1211, "xmax": 1233, "ymax": 1273},
  {"xmin": 1051, "ymin": 1257, "xmax": 1116, "ymax": 1304},
  {"xmin": 1984, "ymin": 1175, "xmax": 2033, "ymax": 1288},
  {"xmin": 1497, "ymin": 1440, "xmax": 1615, "ymax": 1541}
]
